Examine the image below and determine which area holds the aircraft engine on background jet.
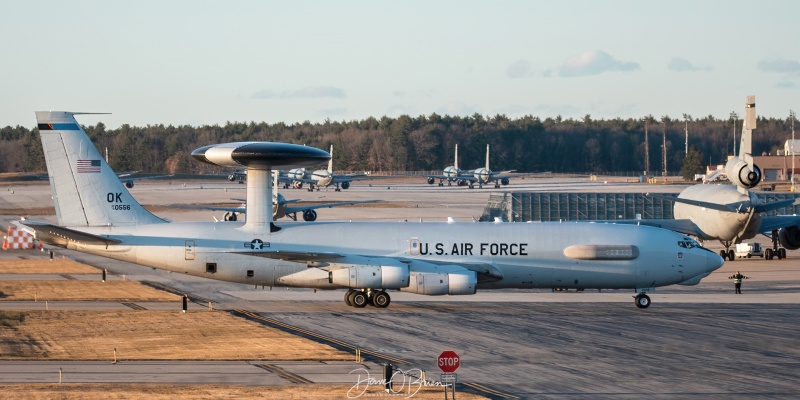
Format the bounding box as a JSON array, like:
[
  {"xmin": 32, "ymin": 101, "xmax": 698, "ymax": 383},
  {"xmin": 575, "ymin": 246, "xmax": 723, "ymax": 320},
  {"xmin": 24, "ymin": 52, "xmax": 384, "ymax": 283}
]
[
  {"xmin": 125, "ymin": 181, "xmax": 134, "ymax": 188},
  {"xmin": 725, "ymin": 157, "xmax": 761, "ymax": 189},
  {"xmin": 341, "ymin": 181, "xmax": 350, "ymax": 189},
  {"xmin": 328, "ymin": 264, "xmax": 409, "ymax": 289},
  {"xmin": 501, "ymin": 178, "xmax": 510, "ymax": 185},
  {"xmin": 778, "ymin": 225, "xmax": 800, "ymax": 250},
  {"xmin": 427, "ymin": 177, "xmax": 436, "ymax": 185},
  {"xmin": 223, "ymin": 212, "xmax": 238, "ymax": 221},
  {"xmin": 227, "ymin": 174, "xmax": 236, "ymax": 182},
  {"xmin": 400, "ymin": 270, "xmax": 477, "ymax": 295},
  {"xmin": 302, "ymin": 210, "xmax": 317, "ymax": 221}
]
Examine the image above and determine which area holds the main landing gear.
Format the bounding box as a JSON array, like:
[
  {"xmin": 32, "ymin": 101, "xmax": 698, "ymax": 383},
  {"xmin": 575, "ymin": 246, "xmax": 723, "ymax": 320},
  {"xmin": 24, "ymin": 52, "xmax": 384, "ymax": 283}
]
[
  {"xmin": 634, "ymin": 293, "xmax": 651, "ymax": 309},
  {"xmin": 765, "ymin": 230, "xmax": 788, "ymax": 260},
  {"xmin": 719, "ymin": 241, "xmax": 735, "ymax": 261},
  {"xmin": 344, "ymin": 289, "xmax": 391, "ymax": 308}
]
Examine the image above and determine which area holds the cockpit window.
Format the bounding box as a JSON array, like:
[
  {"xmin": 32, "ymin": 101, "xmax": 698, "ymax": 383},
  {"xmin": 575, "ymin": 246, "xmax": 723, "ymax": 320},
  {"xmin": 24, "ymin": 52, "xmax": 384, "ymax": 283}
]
[{"xmin": 679, "ymin": 238, "xmax": 700, "ymax": 249}]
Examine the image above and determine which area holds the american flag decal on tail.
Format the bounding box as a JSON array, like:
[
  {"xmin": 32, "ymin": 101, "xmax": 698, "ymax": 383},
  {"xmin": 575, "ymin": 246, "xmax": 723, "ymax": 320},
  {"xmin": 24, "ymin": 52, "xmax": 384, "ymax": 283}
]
[{"xmin": 77, "ymin": 159, "xmax": 101, "ymax": 173}]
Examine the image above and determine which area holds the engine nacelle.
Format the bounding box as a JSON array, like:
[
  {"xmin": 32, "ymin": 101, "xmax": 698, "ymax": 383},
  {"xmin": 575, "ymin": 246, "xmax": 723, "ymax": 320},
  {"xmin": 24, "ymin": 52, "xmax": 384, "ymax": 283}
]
[
  {"xmin": 125, "ymin": 180, "xmax": 134, "ymax": 188},
  {"xmin": 227, "ymin": 174, "xmax": 235, "ymax": 182},
  {"xmin": 779, "ymin": 225, "xmax": 800, "ymax": 250},
  {"xmin": 500, "ymin": 177, "xmax": 510, "ymax": 185},
  {"xmin": 341, "ymin": 181, "xmax": 350, "ymax": 190},
  {"xmin": 427, "ymin": 177, "xmax": 435, "ymax": 185},
  {"xmin": 328, "ymin": 264, "xmax": 409, "ymax": 289},
  {"xmin": 223, "ymin": 212, "xmax": 237, "ymax": 221},
  {"xmin": 302, "ymin": 209, "xmax": 317, "ymax": 221},
  {"xmin": 725, "ymin": 158, "xmax": 761, "ymax": 189},
  {"xmin": 401, "ymin": 271, "xmax": 477, "ymax": 296}
]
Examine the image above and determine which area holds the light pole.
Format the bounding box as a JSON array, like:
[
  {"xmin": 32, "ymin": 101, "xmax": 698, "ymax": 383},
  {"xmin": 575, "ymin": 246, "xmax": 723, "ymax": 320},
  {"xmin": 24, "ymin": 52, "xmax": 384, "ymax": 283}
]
[
  {"xmin": 730, "ymin": 111, "xmax": 738, "ymax": 156},
  {"xmin": 683, "ymin": 113, "xmax": 690, "ymax": 157},
  {"xmin": 791, "ymin": 110, "xmax": 796, "ymax": 192}
]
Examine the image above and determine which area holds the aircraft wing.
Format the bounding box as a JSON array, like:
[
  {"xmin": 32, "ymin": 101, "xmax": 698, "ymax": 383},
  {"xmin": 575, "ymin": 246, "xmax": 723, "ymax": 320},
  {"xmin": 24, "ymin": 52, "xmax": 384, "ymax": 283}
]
[
  {"xmin": 759, "ymin": 215, "xmax": 800, "ymax": 234},
  {"xmin": 284, "ymin": 200, "xmax": 379, "ymax": 215},
  {"xmin": 17, "ymin": 220, "xmax": 122, "ymax": 245},
  {"xmin": 239, "ymin": 250, "xmax": 502, "ymax": 281}
]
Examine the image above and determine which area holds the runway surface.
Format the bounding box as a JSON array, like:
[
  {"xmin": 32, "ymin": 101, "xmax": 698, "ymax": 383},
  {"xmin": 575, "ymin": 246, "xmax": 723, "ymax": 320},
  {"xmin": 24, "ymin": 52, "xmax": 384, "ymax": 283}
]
[{"xmin": 2, "ymin": 177, "xmax": 800, "ymax": 398}]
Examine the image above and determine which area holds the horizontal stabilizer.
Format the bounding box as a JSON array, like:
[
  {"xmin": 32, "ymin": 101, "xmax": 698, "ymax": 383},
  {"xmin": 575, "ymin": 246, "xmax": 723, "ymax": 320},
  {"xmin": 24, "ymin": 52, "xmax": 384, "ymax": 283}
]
[
  {"xmin": 19, "ymin": 220, "xmax": 121, "ymax": 245},
  {"xmin": 647, "ymin": 193, "xmax": 746, "ymax": 213}
]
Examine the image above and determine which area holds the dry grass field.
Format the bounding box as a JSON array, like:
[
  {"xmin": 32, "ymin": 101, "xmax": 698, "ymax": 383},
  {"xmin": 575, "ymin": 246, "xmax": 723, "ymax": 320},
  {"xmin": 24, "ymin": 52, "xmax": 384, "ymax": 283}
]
[
  {"xmin": 0, "ymin": 310, "xmax": 351, "ymax": 361},
  {"xmin": 0, "ymin": 281, "xmax": 180, "ymax": 301},
  {"xmin": 0, "ymin": 259, "xmax": 99, "ymax": 274},
  {"xmin": 0, "ymin": 384, "xmax": 488, "ymax": 399}
]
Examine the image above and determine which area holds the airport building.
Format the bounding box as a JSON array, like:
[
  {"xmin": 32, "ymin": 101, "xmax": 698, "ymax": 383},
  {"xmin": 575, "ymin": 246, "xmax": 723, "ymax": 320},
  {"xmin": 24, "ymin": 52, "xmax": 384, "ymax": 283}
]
[{"xmin": 483, "ymin": 191, "xmax": 800, "ymax": 222}]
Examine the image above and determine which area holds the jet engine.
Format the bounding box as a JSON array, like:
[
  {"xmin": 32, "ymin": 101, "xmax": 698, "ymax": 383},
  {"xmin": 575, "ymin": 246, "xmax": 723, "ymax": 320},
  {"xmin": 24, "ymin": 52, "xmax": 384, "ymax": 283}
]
[
  {"xmin": 223, "ymin": 212, "xmax": 238, "ymax": 221},
  {"xmin": 328, "ymin": 264, "xmax": 409, "ymax": 289},
  {"xmin": 341, "ymin": 181, "xmax": 350, "ymax": 190},
  {"xmin": 500, "ymin": 178, "xmax": 510, "ymax": 185},
  {"xmin": 227, "ymin": 174, "xmax": 236, "ymax": 182},
  {"xmin": 427, "ymin": 177, "xmax": 435, "ymax": 185},
  {"xmin": 302, "ymin": 209, "xmax": 317, "ymax": 222},
  {"xmin": 725, "ymin": 157, "xmax": 761, "ymax": 189},
  {"xmin": 293, "ymin": 181, "xmax": 303, "ymax": 189},
  {"xmin": 125, "ymin": 181, "xmax": 134, "ymax": 188},
  {"xmin": 400, "ymin": 271, "xmax": 477, "ymax": 295},
  {"xmin": 778, "ymin": 225, "xmax": 800, "ymax": 250}
]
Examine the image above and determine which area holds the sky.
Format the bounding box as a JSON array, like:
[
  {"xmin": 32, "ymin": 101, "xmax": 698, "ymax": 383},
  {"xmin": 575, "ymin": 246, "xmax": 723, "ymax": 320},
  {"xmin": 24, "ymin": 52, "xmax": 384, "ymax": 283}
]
[{"xmin": 2, "ymin": 0, "xmax": 799, "ymax": 129}]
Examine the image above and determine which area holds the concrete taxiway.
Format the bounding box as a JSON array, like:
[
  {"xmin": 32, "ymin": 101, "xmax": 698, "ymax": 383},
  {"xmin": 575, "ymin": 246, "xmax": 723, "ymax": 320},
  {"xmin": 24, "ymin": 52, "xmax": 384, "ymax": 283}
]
[{"xmin": 2, "ymin": 178, "xmax": 800, "ymax": 398}]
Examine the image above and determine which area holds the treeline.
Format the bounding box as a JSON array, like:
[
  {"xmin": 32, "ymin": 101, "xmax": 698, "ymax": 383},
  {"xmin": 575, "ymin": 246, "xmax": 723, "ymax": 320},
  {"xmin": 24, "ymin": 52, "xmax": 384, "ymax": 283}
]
[{"xmin": 1, "ymin": 113, "xmax": 796, "ymax": 175}]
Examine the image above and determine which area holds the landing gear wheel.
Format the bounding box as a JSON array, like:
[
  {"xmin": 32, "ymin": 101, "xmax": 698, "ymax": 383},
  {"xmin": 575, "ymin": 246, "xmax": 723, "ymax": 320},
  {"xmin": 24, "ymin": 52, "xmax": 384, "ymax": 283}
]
[
  {"xmin": 727, "ymin": 249, "xmax": 735, "ymax": 261},
  {"xmin": 344, "ymin": 290, "xmax": 355, "ymax": 306},
  {"xmin": 779, "ymin": 248, "xmax": 787, "ymax": 259},
  {"xmin": 765, "ymin": 248, "xmax": 773, "ymax": 260},
  {"xmin": 351, "ymin": 291, "xmax": 368, "ymax": 308},
  {"xmin": 372, "ymin": 291, "xmax": 391, "ymax": 308},
  {"xmin": 635, "ymin": 294, "xmax": 651, "ymax": 309},
  {"xmin": 720, "ymin": 250, "xmax": 728, "ymax": 260}
]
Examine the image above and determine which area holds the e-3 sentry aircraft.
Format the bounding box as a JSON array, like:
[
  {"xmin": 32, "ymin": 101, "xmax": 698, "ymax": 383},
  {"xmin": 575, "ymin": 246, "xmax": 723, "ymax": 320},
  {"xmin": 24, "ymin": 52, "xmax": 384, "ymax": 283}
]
[
  {"xmin": 641, "ymin": 97, "xmax": 800, "ymax": 261},
  {"xmin": 21, "ymin": 112, "xmax": 723, "ymax": 309}
]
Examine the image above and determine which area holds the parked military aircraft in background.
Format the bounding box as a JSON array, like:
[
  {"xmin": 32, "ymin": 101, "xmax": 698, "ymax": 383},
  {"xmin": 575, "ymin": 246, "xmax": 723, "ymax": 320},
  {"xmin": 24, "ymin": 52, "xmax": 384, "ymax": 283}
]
[
  {"xmin": 426, "ymin": 144, "xmax": 467, "ymax": 186},
  {"xmin": 280, "ymin": 145, "xmax": 386, "ymax": 191},
  {"xmin": 20, "ymin": 111, "xmax": 723, "ymax": 310},
  {"xmin": 195, "ymin": 173, "xmax": 379, "ymax": 222},
  {"xmin": 427, "ymin": 144, "xmax": 549, "ymax": 188},
  {"xmin": 639, "ymin": 96, "xmax": 800, "ymax": 261}
]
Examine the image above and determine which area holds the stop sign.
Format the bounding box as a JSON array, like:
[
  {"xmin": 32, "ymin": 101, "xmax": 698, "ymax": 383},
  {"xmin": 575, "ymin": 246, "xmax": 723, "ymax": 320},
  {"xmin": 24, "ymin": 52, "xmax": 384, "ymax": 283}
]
[{"xmin": 438, "ymin": 350, "xmax": 460, "ymax": 373}]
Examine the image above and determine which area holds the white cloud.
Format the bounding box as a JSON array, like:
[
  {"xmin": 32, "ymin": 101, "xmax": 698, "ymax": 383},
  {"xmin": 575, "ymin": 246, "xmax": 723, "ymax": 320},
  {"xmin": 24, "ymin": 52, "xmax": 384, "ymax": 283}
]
[
  {"xmin": 758, "ymin": 58, "xmax": 800, "ymax": 74},
  {"xmin": 776, "ymin": 80, "xmax": 797, "ymax": 89},
  {"xmin": 252, "ymin": 86, "xmax": 346, "ymax": 99},
  {"xmin": 668, "ymin": 57, "xmax": 712, "ymax": 72},
  {"xmin": 558, "ymin": 50, "xmax": 639, "ymax": 77},
  {"xmin": 506, "ymin": 59, "xmax": 532, "ymax": 79}
]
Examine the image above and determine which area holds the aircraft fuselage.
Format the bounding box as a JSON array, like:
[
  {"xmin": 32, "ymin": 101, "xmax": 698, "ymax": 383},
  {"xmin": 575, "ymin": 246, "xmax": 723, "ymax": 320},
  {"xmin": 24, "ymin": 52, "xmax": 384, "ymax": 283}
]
[
  {"xmin": 674, "ymin": 184, "xmax": 762, "ymax": 242},
  {"xmin": 52, "ymin": 220, "xmax": 719, "ymax": 292}
]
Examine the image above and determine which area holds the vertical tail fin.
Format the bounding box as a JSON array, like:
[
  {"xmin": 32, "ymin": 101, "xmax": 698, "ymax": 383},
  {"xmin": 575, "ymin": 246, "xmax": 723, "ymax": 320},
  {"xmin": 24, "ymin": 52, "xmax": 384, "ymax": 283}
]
[
  {"xmin": 35, "ymin": 111, "xmax": 164, "ymax": 227},
  {"xmin": 328, "ymin": 145, "xmax": 334, "ymax": 173},
  {"xmin": 739, "ymin": 95, "xmax": 756, "ymax": 160}
]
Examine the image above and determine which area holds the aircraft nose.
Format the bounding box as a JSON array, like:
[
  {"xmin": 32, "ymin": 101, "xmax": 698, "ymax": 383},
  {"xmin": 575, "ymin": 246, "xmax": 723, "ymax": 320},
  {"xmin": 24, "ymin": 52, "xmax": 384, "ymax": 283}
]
[{"xmin": 706, "ymin": 251, "xmax": 725, "ymax": 272}]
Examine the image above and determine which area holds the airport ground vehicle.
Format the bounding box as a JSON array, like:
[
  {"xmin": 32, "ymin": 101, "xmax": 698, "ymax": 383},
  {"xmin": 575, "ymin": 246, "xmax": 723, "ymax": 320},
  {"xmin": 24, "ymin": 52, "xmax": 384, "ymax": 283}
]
[{"xmin": 734, "ymin": 242, "xmax": 763, "ymax": 259}]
